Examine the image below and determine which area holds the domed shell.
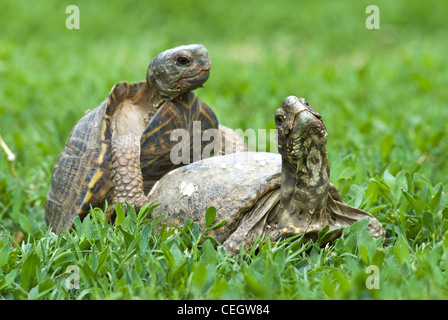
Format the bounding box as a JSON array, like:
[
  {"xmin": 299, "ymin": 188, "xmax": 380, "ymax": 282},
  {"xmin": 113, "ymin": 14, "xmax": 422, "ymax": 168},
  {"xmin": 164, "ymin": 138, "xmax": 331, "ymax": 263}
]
[
  {"xmin": 148, "ymin": 152, "xmax": 282, "ymax": 242},
  {"xmin": 45, "ymin": 82, "xmax": 146, "ymax": 231},
  {"xmin": 45, "ymin": 94, "xmax": 113, "ymax": 231},
  {"xmin": 45, "ymin": 82, "xmax": 219, "ymax": 232},
  {"xmin": 140, "ymin": 91, "xmax": 219, "ymax": 193}
]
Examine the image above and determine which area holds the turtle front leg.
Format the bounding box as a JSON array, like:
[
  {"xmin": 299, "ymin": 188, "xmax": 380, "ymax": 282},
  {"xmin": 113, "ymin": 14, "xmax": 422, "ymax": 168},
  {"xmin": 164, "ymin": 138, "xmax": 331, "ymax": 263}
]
[
  {"xmin": 221, "ymin": 189, "xmax": 280, "ymax": 257},
  {"xmin": 110, "ymin": 134, "xmax": 149, "ymax": 215}
]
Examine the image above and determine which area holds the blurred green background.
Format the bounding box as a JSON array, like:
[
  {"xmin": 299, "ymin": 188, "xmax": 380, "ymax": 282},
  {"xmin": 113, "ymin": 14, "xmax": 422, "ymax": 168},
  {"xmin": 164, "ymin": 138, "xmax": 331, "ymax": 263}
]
[
  {"xmin": 1, "ymin": 0, "xmax": 448, "ymax": 301},
  {"xmin": 0, "ymin": 0, "xmax": 447, "ymax": 232}
]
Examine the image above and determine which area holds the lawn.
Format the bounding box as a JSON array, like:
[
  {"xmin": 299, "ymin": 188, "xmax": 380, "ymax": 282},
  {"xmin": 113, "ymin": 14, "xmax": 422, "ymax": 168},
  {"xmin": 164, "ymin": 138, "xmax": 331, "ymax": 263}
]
[{"xmin": 0, "ymin": 0, "xmax": 448, "ymax": 300}]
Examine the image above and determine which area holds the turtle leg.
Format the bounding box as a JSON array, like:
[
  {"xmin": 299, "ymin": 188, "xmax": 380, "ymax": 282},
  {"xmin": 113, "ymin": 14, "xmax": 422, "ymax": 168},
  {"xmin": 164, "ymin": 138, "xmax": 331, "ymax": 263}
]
[
  {"xmin": 325, "ymin": 193, "xmax": 385, "ymax": 239},
  {"xmin": 221, "ymin": 189, "xmax": 280, "ymax": 256},
  {"xmin": 110, "ymin": 134, "xmax": 149, "ymax": 215},
  {"xmin": 271, "ymin": 192, "xmax": 384, "ymax": 244}
]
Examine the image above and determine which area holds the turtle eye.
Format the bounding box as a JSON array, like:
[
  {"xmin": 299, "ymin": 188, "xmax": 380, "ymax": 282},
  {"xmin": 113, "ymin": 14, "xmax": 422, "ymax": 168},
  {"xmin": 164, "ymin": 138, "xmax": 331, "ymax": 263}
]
[
  {"xmin": 275, "ymin": 114, "xmax": 285, "ymax": 125},
  {"xmin": 176, "ymin": 56, "xmax": 191, "ymax": 66}
]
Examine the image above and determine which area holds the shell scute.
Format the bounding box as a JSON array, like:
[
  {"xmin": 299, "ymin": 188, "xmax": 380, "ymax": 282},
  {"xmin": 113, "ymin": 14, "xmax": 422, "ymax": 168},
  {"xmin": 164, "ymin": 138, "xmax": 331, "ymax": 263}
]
[
  {"xmin": 140, "ymin": 91, "xmax": 219, "ymax": 193},
  {"xmin": 45, "ymin": 92, "xmax": 116, "ymax": 231}
]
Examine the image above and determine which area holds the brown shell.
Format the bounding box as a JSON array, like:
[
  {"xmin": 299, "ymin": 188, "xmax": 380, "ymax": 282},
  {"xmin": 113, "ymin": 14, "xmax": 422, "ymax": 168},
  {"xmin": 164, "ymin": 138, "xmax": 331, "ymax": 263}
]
[
  {"xmin": 45, "ymin": 81, "xmax": 218, "ymax": 232},
  {"xmin": 140, "ymin": 91, "xmax": 219, "ymax": 193}
]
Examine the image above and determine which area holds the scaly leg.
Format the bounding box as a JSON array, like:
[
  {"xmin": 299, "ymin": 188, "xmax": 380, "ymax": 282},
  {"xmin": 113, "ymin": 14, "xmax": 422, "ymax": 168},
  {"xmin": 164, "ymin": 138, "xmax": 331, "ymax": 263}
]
[{"xmin": 110, "ymin": 134, "xmax": 149, "ymax": 214}]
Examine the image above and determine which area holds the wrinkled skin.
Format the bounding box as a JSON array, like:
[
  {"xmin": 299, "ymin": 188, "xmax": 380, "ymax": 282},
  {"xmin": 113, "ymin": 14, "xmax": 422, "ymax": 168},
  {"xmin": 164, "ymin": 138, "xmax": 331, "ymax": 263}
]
[
  {"xmin": 268, "ymin": 96, "xmax": 332, "ymax": 238},
  {"xmin": 147, "ymin": 44, "xmax": 211, "ymax": 103}
]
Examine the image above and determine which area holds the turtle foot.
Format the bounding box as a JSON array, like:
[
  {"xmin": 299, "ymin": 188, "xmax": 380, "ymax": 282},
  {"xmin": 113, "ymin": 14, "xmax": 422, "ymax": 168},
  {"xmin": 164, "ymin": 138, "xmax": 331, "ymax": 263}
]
[
  {"xmin": 326, "ymin": 193, "xmax": 385, "ymax": 240},
  {"xmin": 269, "ymin": 192, "xmax": 384, "ymax": 244}
]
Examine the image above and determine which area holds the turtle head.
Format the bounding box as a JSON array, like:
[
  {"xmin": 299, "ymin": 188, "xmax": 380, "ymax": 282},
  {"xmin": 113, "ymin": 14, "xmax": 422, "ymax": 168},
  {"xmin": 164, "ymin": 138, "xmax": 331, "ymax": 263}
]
[
  {"xmin": 147, "ymin": 44, "xmax": 211, "ymax": 101},
  {"xmin": 275, "ymin": 95, "xmax": 327, "ymax": 168},
  {"xmin": 272, "ymin": 96, "xmax": 331, "ymax": 237},
  {"xmin": 270, "ymin": 96, "xmax": 384, "ymax": 242}
]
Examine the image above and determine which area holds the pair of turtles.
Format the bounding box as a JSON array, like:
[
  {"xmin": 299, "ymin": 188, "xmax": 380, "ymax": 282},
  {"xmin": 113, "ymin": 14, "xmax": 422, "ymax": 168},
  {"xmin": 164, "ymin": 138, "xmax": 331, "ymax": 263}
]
[{"xmin": 46, "ymin": 44, "xmax": 384, "ymax": 254}]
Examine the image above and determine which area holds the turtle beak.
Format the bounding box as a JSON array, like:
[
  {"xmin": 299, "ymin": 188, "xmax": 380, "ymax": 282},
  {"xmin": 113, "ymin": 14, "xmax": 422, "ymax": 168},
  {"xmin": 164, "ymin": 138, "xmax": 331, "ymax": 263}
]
[
  {"xmin": 291, "ymin": 103, "xmax": 309, "ymax": 129},
  {"xmin": 278, "ymin": 96, "xmax": 311, "ymax": 137},
  {"xmin": 290, "ymin": 101, "xmax": 324, "ymax": 140},
  {"xmin": 276, "ymin": 96, "xmax": 326, "ymax": 155}
]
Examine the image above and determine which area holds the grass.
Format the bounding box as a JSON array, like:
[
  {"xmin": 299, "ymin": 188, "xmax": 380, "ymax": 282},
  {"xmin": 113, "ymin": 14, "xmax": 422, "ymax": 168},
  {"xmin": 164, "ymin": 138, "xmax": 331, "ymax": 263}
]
[{"xmin": 1, "ymin": 0, "xmax": 448, "ymax": 299}]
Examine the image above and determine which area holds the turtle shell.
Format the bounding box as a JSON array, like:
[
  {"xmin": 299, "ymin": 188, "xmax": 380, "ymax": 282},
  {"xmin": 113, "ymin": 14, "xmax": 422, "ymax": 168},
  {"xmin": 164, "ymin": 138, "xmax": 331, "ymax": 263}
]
[
  {"xmin": 148, "ymin": 152, "xmax": 282, "ymax": 243},
  {"xmin": 45, "ymin": 82, "xmax": 143, "ymax": 231},
  {"xmin": 46, "ymin": 81, "xmax": 218, "ymax": 232},
  {"xmin": 140, "ymin": 91, "xmax": 219, "ymax": 193}
]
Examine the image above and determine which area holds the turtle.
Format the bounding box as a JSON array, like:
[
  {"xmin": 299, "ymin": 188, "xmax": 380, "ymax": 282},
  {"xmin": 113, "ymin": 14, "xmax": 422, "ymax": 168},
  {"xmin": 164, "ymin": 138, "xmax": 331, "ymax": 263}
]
[
  {"xmin": 45, "ymin": 44, "xmax": 229, "ymax": 232},
  {"xmin": 148, "ymin": 95, "xmax": 385, "ymax": 255}
]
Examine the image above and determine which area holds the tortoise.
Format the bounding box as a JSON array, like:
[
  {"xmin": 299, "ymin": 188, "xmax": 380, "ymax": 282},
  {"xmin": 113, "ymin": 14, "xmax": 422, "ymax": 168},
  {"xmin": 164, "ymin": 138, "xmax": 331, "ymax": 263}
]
[
  {"xmin": 45, "ymin": 44, "xmax": 237, "ymax": 232},
  {"xmin": 148, "ymin": 95, "xmax": 385, "ymax": 255}
]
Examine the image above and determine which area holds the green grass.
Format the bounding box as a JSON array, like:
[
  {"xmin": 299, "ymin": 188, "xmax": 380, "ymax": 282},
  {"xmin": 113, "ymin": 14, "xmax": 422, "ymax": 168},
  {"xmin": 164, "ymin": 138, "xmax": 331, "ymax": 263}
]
[{"xmin": 1, "ymin": 0, "xmax": 448, "ymax": 299}]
